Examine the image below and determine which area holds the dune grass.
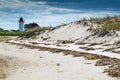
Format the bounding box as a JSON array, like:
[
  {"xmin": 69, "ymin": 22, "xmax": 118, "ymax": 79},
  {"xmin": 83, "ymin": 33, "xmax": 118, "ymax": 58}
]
[
  {"xmin": 0, "ymin": 36, "xmax": 13, "ymax": 42},
  {"xmin": 89, "ymin": 16, "xmax": 120, "ymax": 30}
]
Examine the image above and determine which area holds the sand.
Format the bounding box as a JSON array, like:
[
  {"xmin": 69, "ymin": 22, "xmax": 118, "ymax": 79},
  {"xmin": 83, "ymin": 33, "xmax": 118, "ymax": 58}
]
[{"xmin": 0, "ymin": 42, "xmax": 118, "ymax": 80}]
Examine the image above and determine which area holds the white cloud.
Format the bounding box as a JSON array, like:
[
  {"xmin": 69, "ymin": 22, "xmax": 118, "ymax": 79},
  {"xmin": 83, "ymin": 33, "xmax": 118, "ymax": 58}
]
[
  {"xmin": 0, "ymin": 0, "xmax": 78, "ymax": 13},
  {"xmin": 46, "ymin": 7, "xmax": 80, "ymax": 12},
  {"xmin": 25, "ymin": 11, "xmax": 120, "ymax": 27},
  {"xmin": 0, "ymin": 0, "xmax": 39, "ymax": 9},
  {"xmin": 0, "ymin": 0, "xmax": 119, "ymax": 29}
]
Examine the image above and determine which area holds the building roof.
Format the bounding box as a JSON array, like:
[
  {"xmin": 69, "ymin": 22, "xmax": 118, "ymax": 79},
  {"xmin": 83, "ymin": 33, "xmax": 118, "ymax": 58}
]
[{"xmin": 25, "ymin": 22, "xmax": 39, "ymax": 29}]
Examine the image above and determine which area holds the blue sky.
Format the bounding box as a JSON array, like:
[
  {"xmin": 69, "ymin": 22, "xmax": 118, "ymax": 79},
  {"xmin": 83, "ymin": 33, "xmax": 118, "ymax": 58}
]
[{"xmin": 0, "ymin": 0, "xmax": 120, "ymax": 30}]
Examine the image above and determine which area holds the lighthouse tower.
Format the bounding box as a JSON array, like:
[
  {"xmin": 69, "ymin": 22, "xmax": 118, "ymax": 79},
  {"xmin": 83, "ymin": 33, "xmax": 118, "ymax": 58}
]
[{"xmin": 18, "ymin": 17, "xmax": 25, "ymax": 31}]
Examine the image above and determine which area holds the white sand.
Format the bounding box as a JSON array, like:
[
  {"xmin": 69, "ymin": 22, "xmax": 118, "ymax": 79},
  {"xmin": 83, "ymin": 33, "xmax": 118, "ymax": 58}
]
[
  {"xmin": 10, "ymin": 40, "xmax": 120, "ymax": 59},
  {"xmin": 0, "ymin": 42, "xmax": 118, "ymax": 80}
]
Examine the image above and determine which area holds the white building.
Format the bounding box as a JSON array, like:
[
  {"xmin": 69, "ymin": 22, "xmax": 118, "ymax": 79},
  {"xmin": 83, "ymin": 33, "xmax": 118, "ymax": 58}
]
[{"xmin": 18, "ymin": 17, "xmax": 25, "ymax": 31}]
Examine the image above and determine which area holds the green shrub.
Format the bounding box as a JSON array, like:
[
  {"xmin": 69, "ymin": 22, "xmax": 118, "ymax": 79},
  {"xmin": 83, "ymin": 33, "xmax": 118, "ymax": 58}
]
[{"xmin": 0, "ymin": 31, "xmax": 24, "ymax": 36}]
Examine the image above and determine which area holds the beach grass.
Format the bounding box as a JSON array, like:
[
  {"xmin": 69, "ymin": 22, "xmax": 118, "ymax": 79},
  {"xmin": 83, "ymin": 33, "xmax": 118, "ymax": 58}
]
[{"xmin": 0, "ymin": 36, "xmax": 13, "ymax": 42}]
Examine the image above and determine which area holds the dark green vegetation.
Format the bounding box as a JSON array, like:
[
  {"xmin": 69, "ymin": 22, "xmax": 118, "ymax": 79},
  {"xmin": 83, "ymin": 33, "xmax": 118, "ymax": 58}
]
[
  {"xmin": 0, "ymin": 29, "xmax": 23, "ymax": 36},
  {"xmin": 0, "ymin": 27, "xmax": 50, "ymax": 37}
]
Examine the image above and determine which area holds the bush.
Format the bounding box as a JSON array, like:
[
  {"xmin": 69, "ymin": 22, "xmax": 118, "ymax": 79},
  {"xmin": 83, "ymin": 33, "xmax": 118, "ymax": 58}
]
[
  {"xmin": 0, "ymin": 27, "xmax": 50, "ymax": 38},
  {"xmin": 0, "ymin": 31, "xmax": 24, "ymax": 36}
]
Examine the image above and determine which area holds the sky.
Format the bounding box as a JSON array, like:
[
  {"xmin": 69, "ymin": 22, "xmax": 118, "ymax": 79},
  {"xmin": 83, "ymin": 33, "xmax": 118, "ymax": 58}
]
[{"xmin": 0, "ymin": 0, "xmax": 120, "ymax": 30}]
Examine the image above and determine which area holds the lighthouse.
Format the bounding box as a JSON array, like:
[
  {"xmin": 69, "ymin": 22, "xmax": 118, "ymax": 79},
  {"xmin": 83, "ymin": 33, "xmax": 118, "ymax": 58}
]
[{"xmin": 18, "ymin": 17, "xmax": 25, "ymax": 31}]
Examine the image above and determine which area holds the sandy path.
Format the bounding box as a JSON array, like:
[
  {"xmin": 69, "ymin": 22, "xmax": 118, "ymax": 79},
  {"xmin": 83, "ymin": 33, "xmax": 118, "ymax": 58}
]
[{"xmin": 0, "ymin": 42, "xmax": 118, "ymax": 80}]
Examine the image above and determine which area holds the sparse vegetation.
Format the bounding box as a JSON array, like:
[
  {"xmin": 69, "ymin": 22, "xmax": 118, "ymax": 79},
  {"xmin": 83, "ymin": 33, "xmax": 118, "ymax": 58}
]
[
  {"xmin": 103, "ymin": 48, "xmax": 114, "ymax": 52},
  {"xmin": 96, "ymin": 58, "xmax": 120, "ymax": 77},
  {"xmin": 57, "ymin": 40, "xmax": 74, "ymax": 44},
  {"xmin": 0, "ymin": 36, "xmax": 14, "ymax": 42},
  {"xmin": 56, "ymin": 23, "xmax": 68, "ymax": 28},
  {"xmin": 88, "ymin": 15, "xmax": 120, "ymax": 30},
  {"xmin": 106, "ymin": 64, "xmax": 120, "ymax": 77},
  {"xmin": 23, "ymin": 27, "xmax": 50, "ymax": 38}
]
